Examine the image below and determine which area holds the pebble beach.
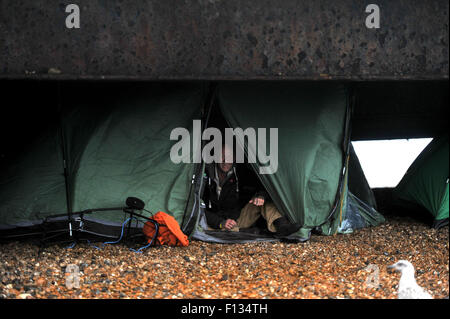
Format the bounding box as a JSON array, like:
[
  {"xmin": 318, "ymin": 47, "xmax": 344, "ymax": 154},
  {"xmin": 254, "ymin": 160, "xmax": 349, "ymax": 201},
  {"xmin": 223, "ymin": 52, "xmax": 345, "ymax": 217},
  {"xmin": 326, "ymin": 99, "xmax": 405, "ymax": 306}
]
[{"xmin": 0, "ymin": 216, "xmax": 448, "ymax": 299}]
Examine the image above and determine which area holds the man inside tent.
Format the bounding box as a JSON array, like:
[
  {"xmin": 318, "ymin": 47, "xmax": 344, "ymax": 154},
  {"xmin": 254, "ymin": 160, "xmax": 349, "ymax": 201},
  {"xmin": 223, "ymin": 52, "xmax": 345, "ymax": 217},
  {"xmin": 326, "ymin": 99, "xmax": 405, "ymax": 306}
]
[{"xmin": 203, "ymin": 144, "xmax": 301, "ymax": 237}]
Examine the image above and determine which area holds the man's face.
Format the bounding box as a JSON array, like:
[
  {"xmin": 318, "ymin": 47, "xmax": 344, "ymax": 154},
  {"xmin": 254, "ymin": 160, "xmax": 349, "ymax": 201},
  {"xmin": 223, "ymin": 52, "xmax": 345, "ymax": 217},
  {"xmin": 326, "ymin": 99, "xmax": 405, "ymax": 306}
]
[{"xmin": 218, "ymin": 146, "xmax": 233, "ymax": 173}]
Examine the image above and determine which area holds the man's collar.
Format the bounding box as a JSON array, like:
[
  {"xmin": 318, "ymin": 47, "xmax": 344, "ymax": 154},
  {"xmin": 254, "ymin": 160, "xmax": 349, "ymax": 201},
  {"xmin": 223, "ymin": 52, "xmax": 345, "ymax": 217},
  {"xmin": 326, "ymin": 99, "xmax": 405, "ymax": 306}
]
[
  {"xmin": 215, "ymin": 164, "xmax": 234, "ymax": 177},
  {"xmin": 214, "ymin": 165, "xmax": 234, "ymax": 185}
]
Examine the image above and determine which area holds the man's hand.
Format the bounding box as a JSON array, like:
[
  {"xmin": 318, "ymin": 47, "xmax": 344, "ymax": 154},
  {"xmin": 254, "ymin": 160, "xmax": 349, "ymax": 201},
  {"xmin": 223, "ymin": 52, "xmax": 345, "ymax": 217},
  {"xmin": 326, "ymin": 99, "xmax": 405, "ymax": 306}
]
[
  {"xmin": 249, "ymin": 196, "xmax": 265, "ymax": 206},
  {"xmin": 223, "ymin": 219, "xmax": 237, "ymax": 230}
]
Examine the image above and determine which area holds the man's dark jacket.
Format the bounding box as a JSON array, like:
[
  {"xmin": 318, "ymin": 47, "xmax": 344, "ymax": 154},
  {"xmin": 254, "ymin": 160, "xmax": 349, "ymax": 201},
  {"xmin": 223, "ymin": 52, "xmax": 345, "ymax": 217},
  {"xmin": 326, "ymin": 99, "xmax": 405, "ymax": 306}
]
[{"xmin": 202, "ymin": 164, "xmax": 268, "ymax": 229}]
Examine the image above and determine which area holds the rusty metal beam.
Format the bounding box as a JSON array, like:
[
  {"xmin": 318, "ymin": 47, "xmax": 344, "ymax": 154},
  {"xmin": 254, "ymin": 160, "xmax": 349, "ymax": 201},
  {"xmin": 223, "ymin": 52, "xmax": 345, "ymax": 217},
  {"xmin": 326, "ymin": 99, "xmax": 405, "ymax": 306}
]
[{"xmin": 0, "ymin": 0, "xmax": 448, "ymax": 80}]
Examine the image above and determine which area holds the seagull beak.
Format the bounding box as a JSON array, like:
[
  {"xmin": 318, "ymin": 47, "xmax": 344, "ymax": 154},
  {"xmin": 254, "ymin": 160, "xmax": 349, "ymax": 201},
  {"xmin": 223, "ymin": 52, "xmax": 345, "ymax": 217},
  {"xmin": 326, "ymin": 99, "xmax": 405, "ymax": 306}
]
[{"xmin": 387, "ymin": 264, "xmax": 396, "ymax": 272}]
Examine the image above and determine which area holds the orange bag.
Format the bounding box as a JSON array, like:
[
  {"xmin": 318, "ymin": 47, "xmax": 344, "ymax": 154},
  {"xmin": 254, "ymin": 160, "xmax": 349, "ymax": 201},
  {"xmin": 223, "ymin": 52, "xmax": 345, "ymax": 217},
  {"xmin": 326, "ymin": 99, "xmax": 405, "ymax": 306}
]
[{"xmin": 142, "ymin": 211, "xmax": 189, "ymax": 247}]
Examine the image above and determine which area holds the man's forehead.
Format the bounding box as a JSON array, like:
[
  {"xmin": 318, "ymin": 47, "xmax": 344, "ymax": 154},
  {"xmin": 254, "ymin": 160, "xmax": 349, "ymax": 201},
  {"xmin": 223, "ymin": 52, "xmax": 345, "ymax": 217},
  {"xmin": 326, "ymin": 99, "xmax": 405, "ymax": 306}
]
[
  {"xmin": 222, "ymin": 144, "xmax": 233, "ymax": 152},
  {"xmin": 220, "ymin": 145, "xmax": 234, "ymax": 162},
  {"xmin": 222, "ymin": 145, "xmax": 233, "ymax": 154}
]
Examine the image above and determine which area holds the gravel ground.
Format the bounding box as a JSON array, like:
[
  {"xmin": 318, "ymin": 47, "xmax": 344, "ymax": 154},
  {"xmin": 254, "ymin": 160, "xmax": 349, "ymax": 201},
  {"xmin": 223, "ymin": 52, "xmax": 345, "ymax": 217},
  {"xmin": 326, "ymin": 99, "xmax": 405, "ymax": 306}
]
[{"xmin": 0, "ymin": 216, "xmax": 448, "ymax": 299}]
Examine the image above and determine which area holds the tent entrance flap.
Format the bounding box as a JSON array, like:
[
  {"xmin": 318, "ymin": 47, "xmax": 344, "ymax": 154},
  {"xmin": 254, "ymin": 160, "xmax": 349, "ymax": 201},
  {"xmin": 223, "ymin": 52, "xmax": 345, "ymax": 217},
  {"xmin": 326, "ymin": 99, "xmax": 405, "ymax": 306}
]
[{"xmin": 217, "ymin": 82, "xmax": 349, "ymax": 239}]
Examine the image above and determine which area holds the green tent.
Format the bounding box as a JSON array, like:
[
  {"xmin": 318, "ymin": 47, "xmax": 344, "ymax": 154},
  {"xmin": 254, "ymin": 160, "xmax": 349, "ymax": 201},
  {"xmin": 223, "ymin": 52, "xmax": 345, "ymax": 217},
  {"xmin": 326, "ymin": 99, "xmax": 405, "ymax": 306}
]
[
  {"xmin": 0, "ymin": 82, "xmax": 384, "ymax": 243},
  {"xmin": 393, "ymin": 135, "xmax": 449, "ymax": 229},
  {"xmin": 0, "ymin": 83, "xmax": 204, "ymax": 240},
  {"xmin": 192, "ymin": 82, "xmax": 384, "ymax": 242}
]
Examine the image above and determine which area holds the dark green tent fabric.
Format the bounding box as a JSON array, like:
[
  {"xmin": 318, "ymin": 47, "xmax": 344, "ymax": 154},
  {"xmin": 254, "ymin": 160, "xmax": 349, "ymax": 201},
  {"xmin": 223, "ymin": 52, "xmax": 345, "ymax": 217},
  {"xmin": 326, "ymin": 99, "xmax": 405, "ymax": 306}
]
[
  {"xmin": 217, "ymin": 82, "xmax": 348, "ymax": 239},
  {"xmin": 0, "ymin": 83, "xmax": 204, "ymax": 231},
  {"xmin": 394, "ymin": 135, "xmax": 449, "ymax": 222},
  {"xmin": 65, "ymin": 84, "xmax": 203, "ymax": 225},
  {"xmin": 0, "ymin": 127, "xmax": 67, "ymax": 227}
]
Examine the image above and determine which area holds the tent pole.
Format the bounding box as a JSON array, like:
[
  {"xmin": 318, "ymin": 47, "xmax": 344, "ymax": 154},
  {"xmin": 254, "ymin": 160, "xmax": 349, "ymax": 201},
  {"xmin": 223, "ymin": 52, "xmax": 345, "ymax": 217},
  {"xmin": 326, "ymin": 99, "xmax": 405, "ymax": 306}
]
[
  {"xmin": 317, "ymin": 84, "xmax": 354, "ymax": 229},
  {"xmin": 181, "ymin": 82, "xmax": 217, "ymax": 233},
  {"xmin": 57, "ymin": 81, "xmax": 74, "ymax": 239}
]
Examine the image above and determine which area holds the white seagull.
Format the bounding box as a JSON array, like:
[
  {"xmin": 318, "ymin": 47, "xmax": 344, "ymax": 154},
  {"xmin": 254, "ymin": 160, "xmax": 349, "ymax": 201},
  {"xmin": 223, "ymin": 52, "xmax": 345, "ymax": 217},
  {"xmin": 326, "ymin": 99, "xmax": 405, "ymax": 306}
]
[{"xmin": 388, "ymin": 260, "xmax": 433, "ymax": 299}]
